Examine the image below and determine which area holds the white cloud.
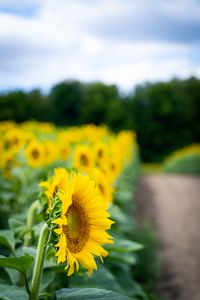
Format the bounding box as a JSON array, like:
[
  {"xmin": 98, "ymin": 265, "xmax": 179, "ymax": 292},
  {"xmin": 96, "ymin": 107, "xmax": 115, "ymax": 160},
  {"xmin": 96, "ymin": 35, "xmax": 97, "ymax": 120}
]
[
  {"xmin": 0, "ymin": 0, "xmax": 199, "ymax": 91},
  {"xmin": 100, "ymin": 58, "xmax": 200, "ymax": 90}
]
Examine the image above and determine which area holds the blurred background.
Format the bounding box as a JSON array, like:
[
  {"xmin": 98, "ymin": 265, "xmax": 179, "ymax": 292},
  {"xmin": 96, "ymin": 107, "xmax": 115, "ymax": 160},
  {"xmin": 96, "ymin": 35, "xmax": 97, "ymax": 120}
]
[{"xmin": 0, "ymin": 0, "xmax": 199, "ymax": 162}]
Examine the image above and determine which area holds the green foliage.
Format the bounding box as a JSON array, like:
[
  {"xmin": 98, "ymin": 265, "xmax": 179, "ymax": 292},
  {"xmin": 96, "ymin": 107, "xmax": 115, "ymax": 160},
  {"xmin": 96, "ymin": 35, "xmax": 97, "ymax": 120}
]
[
  {"xmin": 0, "ymin": 283, "xmax": 28, "ymax": 300},
  {"xmin": 130, "ymin": 78, "xmax": 200, "ymax": 161},
  {"xmin": 106, "ymin": 238, "xmax": 143, "ymax": 253},
  {"xmin": 0, "ymin": 91, "xmax": 27, "ymax": 122},
  {"xmin": 50, "ymin": 81, "xmax": 85, "ymax": 125},
  {"xmin": 0, "ymin": 255, "xmax": 34, "ymax": 277},
  {"xmin": 132, "ymin": 225, "xmax": 161, "ymax": 300},
  {"xmin": 1, "ymin": 77, "xmax": 199, "ymax": 161},
  {"xmin": 163, "ymin": 153, "xmax": 200, "ymax": 174},
  {"xmin": 0, "ymin": 230, "xmax": 16, "ymax": 253},
  {"xmin": 56, "ymin": 288, "xmax": 131, "ymax": 300}
]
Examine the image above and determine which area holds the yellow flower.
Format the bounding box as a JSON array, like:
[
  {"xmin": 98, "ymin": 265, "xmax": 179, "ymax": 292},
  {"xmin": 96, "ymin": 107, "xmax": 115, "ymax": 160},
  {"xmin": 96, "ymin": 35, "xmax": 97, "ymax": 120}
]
[
  {"xmin": 57, "ymin": 142, "xmax": 70, "ymax": 161},
  {"xmin": 5, "ymin": 128, "xmax": 24, "ymax": 151},
  {"xmin": 0, "ymin": 149, "xmax": 18, "ymax": 178},
  {"xmin": 73, "ymin": 145, "xmax": 95, "ymax": 173},
  {"xmin": 0, "ymin": 140, "xmax": 3, "ymax": 168},
  {"xmin": 40, "ymin": 168, "xmax": 69, "ymax": 210},
  {"xmin": 25, "ymin": 140, "xmax": 45, "ymax": 167},
  {"xmin": 117, "ymin": 131, "xmax": 135, "ymax": 161},
  {"xmin": 90, "ymin": 168, "xmax": 113, "ymax": 204},
  {"xmin": 109, "ymin": 155, "xmax": 123, "ymax": 181},
  {"xmin": 43, "ymin": 140, "xmax": 57, "ymax": 165},
  {"xmin": 52, "ymin": 171, "xmax": 114, "ymax": 276},
  {"xmin": 93, "ymin": 141, "xmax": 108, "ymax": 166}
]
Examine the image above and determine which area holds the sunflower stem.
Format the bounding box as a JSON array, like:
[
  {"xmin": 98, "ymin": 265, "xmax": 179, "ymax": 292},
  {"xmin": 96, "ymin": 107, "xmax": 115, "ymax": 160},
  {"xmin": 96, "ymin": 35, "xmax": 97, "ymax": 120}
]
[
  {"xmin": 24, "ymin": 200, "xmax": 40, "ymax": 247},
  {"xmin": 29, "ymin": 223, "xmax": 49, "ymax": 300}
]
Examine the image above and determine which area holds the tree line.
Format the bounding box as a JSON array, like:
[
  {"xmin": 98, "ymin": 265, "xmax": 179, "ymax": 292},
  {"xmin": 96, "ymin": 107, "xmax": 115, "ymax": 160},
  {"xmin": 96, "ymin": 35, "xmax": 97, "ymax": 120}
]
[{"xmin": 0, "ymin": 77, "xmax": 199, "ymax": 162}]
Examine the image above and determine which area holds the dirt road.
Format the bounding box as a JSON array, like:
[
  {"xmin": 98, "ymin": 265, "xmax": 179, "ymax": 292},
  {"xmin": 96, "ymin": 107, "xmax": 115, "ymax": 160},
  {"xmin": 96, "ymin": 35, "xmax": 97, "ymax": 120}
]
[{"xmin": 136, "ymin": 175, "xmax": 200, "ymax": 300}]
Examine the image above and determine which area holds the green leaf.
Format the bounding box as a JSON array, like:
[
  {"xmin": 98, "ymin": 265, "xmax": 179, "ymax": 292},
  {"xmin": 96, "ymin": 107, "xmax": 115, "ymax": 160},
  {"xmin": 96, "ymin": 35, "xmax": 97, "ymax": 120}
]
[
  {"xmin": 0, "ymin": 268, "xmax": 12, "ymax": 285},
  {"xmin": 56, "ymin": 288, "xmax": 131, "ymax": 299},
  {"xmin": 0, "ymin": 255, "xmax": 34, "ymax": 276},
  {"xmin": 107, "ymin": 238, "xmax": 143, "ymax": 253},
  {"xmin": 109, "ymin": 205, "xmax": 135, "ymax": 233},
  {"xmin": 108, "ymin": 251, "xmax": 137, "ymax": 265},
  {"xmin": 23, "ymin": 247, "xmax": 37, "ymax": 258},
  {"xmin": 0, "ymin": 283, "xmax": 28, "ymax": 300},
  {"xmin": 8, "ymin": 218, "xmax": 27, "ymax": 238},
  {"xmin": 40, "ymin": 268, "xmax": 55, "ymax": 292},
  {"xmin": 111, "ymin": 265, "xmax": 148, "ymax": 299},
  {"xmin": 69, "ymin": 264, "xmax": 122, "ymax": 292},
  {"xmin": 0, "ymin": 230, "xmax": 16, "ymax": 253},
  {"xmin": 4, "ymin": 268, "xmax": 19, "ymax": 285},
  {"xmin": 8, "ymin": 218, "xmax": 24, "ymax": 231}
]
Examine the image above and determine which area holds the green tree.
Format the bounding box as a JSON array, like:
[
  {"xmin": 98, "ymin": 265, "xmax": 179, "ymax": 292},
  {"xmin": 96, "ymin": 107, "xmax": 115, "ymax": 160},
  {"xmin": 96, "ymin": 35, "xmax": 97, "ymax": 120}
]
[
  {"xmin": 0, "ymin": 91, "xmax": 28, "ymax": 122},
  {"xmin": 130, "ymin": 78, "xmax": 200, "ymax": 161},
  {"xmin": 81, "ymin": 82, "xmax": 120, "ymax": 125},
  {"xmin": 49, "ymin": 80, "xmax": 84, "ymax": 125},
  {"xmin": 26, "ymin": 89, "xmax": 51, "ymax": 122}
]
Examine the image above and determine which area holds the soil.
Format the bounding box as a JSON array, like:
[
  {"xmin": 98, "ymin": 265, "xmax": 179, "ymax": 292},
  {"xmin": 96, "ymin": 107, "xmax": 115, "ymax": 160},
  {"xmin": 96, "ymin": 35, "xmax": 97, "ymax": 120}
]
[{"xmin": 135, "ymin": 175, "xmax": 200, "ymax": 300}]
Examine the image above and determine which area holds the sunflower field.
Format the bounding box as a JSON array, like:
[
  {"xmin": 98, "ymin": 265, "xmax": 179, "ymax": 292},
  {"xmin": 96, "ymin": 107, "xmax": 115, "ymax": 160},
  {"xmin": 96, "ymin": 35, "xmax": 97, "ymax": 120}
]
[{"xmin": 0, "ymin": 121, "xmax": 151, "ymax": 300}]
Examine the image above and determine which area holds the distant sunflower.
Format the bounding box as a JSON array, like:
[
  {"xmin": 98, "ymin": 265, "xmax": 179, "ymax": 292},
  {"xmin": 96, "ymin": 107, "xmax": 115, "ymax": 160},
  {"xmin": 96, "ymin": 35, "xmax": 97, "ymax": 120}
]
[
  {"xmin": 1, "ymin": 149, "xmax": 18, "ymax": 178},
  {"xmin": 53, "ymin": 171, "xmax": 114, "ymax": 276},
  {"xmin": 91, "ymin": 168, "xmax": 113, "ymax": 204},
  {"xmin": 5, "ymin": 129, "xmax": 24, "ymax": 151},
  {"xmin": 108, "ymin": 146, "xmax": 123, "ymax": 181},
  {"xmin": 73, "ymin": 145, "xmax": 95, "ymax": 173},
  {"xmin": 25, "ymin": 140, "xmax": 45, "ymax": 167},
  {"xmin": 40, "ymin": 167, "xmax": 68, "ymax": 210},
  {"xmin": 109, "ymin": 156, "xmax": 122, "ymax": 180},
  {"xmin": 58, "ymin": 143, "xmax": 70, "ymax": 161},
  {"xmin": 93, "ymin": 141, "xmax": 108, "ymax": 166},
  {"xmin": 43, "ymin": 140, "xmax": 56, "ymax": 165}
]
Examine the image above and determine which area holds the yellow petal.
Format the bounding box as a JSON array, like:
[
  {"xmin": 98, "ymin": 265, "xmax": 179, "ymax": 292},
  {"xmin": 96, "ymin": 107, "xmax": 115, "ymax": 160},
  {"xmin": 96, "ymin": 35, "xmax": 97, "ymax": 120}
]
[
  {"xmin": 75, "ymin": 251, "xmax": 97, "ymax": 272},
  {"xmin": 54, "ymin": 228, "xmax": 62, "ymax": 234}
]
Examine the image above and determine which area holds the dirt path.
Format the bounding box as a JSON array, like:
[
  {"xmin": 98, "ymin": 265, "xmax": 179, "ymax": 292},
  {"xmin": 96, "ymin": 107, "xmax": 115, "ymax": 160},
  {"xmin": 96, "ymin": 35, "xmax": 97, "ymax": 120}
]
[{"xmin": 135, "ymin": 175, "xmax": 200, "ymax": 300}]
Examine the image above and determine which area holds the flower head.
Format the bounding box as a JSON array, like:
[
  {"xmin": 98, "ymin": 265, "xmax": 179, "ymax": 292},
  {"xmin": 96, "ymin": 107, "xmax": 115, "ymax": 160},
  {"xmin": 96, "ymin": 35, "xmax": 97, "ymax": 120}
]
[
  {"xmin": 73, "ymin": 145, "xmax": 95, "ymax": 173},
  {"xmin": 41, "ymin": 168, "xmax": 114, "ymax": 276},
  {"xmin": 25, "ymin": 140, "xmax": 45, "ymax": 168}
]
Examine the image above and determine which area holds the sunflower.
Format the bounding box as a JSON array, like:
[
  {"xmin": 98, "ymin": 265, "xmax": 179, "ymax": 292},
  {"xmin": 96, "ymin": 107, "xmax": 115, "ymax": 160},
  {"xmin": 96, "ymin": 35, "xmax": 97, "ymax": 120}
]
[
  {"xmin": 117, "ymin": 131, "xmax": 135, "ymax": 161},
  {"xmin": 51, "ymin": 170, "xmax": 113, "ymax": 276},
  {"xmin": 1, "ymin": 149, "xmax": 18, "ymax": 178},
  {"xmin": 43, "ymin": 140, "xmax": 57, "ymax": 165},
  {"xmin": 93, "ymin": 141, "xmax": 108, "ymax": 166},
  {"xmin": 90, "ymin": 168, "xmax": 113, "ymax": 204},
  {"xmin": 109, "ymin": 155, "xmax": 123, "ymax": 181},
  {"xmin": 25, "ymin": 140, "xmax": 45, "ymax": 167},
  {"xmin": 5, "ymin": 128, "xmax": 24, "ymax": 151},
  {"xmin": 0, "ymin": 140, "xmax": 3, "ymax": 168},
  {"xmin": 40, "ymin": 168, "xmax": 68, "ymax": 211},
  {"xmin": 73, "ymin": 145, "xmax": 95, "ymax": 173},
  {"xmin": 57, "ymin": 142, "xmax": 70, "ymax": 161}
]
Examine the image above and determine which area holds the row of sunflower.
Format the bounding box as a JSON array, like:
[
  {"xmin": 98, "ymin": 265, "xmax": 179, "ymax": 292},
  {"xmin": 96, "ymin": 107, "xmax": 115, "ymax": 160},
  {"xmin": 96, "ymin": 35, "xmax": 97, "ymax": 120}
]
[{"xmin": 0, "ymin": 121, "xmax": 148, "ymax": 300}]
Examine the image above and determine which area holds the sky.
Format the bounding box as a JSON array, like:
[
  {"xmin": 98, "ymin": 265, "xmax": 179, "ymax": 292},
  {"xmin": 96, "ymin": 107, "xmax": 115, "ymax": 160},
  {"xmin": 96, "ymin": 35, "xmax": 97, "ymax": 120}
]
[{"xmin": 0, "ymin": 0, "xmax": 200, "ymax": 92}]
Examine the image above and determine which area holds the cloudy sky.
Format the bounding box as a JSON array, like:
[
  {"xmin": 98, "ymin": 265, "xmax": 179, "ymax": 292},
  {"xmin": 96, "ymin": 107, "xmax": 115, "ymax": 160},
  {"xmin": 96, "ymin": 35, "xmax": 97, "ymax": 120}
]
[{"xmin": 0, "ymin": 0, "xmax": 200, "ymax": 91}]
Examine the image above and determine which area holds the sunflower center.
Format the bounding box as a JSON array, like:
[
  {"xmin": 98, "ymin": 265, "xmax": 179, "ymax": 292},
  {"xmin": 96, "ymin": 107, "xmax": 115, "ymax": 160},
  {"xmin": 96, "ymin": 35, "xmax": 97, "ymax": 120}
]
[
  {"xmin": 111, "ymin": 163, "xmax": 116, "ymax": 171},
  {"xmin": 98, "ymin": 149, "xmax": 103, "ymax": 158},
  {"xmin": 63, "ymin": 203, "xmax": 89, "ymax": 253},
  {"xmin": 80, "ymin": 154, "xmax": 88, "ymax": 166},
  {"xmin": 32, "ymin": 149, "xmax": 40, "ymax": 159},
  {"xmin": 98, "ymin": 183, "xmax": 105, "ymax": 196},
  {"xmin": 61, "ymin": 148, "xmax": 68, "ymax": 157},
  {"xmin": 12, "ymin": 137, "xmax": 20, "ymax": 146}
]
